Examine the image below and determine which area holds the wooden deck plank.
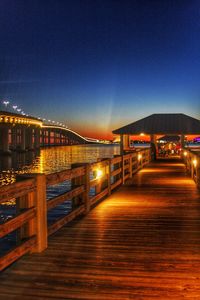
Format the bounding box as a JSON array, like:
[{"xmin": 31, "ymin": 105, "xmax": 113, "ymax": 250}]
[{"xmin": 1, "ymin": 159, "xmax": 200, "ymax": 299}]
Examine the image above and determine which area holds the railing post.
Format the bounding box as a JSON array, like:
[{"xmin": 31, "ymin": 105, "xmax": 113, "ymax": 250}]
[
  {"xmin": 16, "ymin": 173, "xmax": 48, "ymax": 253},
  {"xmin": 33, "ymin": 174, "xmax": 48, "ymax": 252},
  {"xmin": 197, "ymin": 157, "xmax": 200, "ymax": 189},
  {"xmin": 107, "ymin": 158, "xmax": 112, "ymax": 195},
  {"xmin": 16, "ymin": 191, "xmax": 35, "ymax": 244},
  {"xmin": 122, "ymin": 155, "xmax": 125, "ymax": 184},
  {"xmin": 129, "ymin": 154, "xmax": 133, "ymax": 178},
  {"xmin": 71, "ymin": 163, "xmax": 91, "ymax": 214},
  {"xmin": 84, "ymin": 163, "xmax": 90, "ymax": 214}
]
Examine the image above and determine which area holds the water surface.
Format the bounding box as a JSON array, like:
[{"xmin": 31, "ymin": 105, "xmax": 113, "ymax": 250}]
[{"xmin": 0, "ymin": 144, "xmax": 120, "ymax": 185}]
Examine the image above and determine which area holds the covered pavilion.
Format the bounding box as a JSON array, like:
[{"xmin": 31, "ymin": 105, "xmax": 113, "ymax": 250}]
[{"xmin": 113, "ymin": 113, "xmax": 200, "ymax": 156}]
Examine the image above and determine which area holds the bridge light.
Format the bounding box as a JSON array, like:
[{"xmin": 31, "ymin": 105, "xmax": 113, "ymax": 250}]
[
  {"xmin": 3, "ymin": 100, "xmax": 9, "ymax": 107},
  {"xmin": 140, "ymin": 133, "xmax": 145, "ymax": 136},
  {"xmin": 183, "ymin": 151, "xmax": 188, "ymax": 157},
  {"xmin": 12, "ymin": 105, "xmax": 17, "ymax": 110},
  {"xmin": 17, "ymin": 108, "xmax": 21, "ymax": 112}
]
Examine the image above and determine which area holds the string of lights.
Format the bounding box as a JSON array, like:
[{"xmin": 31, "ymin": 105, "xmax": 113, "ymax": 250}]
[{"xmin": 0, "ymin": 99, "xmax": 69, "ymax": 129}]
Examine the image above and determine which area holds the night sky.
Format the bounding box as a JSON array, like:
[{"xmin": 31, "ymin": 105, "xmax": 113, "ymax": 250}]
[{"xmin": 0, "ymin": 0, "xmax": 200, "ymax": 139}]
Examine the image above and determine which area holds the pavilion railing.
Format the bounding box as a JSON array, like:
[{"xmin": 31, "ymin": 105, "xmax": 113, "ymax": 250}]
[
  {"xmin": 183, "ymin": 149, "xmax": 200, "ymax": 188},
  {"xmin": 0, "ymin": 148, "xmax": 151, "ymax": 271}
]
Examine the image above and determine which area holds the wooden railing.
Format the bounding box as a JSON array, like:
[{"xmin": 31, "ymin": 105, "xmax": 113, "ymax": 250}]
[
  {"xmin": 0, "ymin": 148, "xmax": 151, "ymax": 271},
  {"xmin": 183, "ymin": 149, "xmax": 200, "ymax": 188}
]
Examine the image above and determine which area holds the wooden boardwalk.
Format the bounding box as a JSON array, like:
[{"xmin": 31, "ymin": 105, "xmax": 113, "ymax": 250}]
[{"xmin": 1, "ymin": 159, "xmax": 200, "ymax": 299}]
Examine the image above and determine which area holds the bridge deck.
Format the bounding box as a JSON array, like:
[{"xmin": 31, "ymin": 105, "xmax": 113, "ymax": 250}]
[{"xmin": 1, "ymin": 159, "xmax": 200, "ymax": 299}]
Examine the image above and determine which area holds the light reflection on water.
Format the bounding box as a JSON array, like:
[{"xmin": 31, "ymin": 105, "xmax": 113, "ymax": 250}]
[{"xmin": 0, "ymin": 145, "xmax": 120, "ymax": 185}]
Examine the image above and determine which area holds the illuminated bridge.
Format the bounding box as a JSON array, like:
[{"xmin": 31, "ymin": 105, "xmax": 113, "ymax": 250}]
[{"xmin": 0, "ymin": 111, "xmax": 100, "ymax": 153}]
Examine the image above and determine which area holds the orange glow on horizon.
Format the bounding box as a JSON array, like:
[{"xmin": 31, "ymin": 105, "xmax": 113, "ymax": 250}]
[{"xmin": 75, "ymin": 128, "xmax": 114, "ymax": 141}]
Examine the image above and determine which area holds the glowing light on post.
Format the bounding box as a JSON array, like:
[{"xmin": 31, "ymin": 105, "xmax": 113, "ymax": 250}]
[
  {"xmin": 183, "ymin": 151, "xmax": 188, "ymax": 157},
  {"xmin": 138, "ymin": 153, "xmax": 142, "ymax": 161},
  {"xmin": 12, "ymin": 105, "xmax": 17, "ymax": 110},
  {"xmin": 140, "ymin": 133, "xmax": 145, "ymax": 136},
  {"xmin": 95, "ymin": 169, "xmax": 103, "ymax": 179},
  {"xmin": 17, "ymin": 108, "xmax": 21, "ymax": 112},
  {"xmin": 193, "ymin": 159, "xmax": 197, "ymax": 167}
]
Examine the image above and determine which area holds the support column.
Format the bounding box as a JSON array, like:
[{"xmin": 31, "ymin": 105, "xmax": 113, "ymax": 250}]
[
  {"xmin": 120, "ymin": 134, "xmax": 130, "ymax": 155},
  {"xmin": 35, "ymin": 128, "xmax": 40, "ymax": 149},
  {"xmin": 11, "ymin": 126, "xmax": 17, "ymax": 150},
  {"xmin": 48, "ymin": 129, "xmax": 51, "ymax": 145},
  {"xmin": 0, "ymin": 127, "xmax": 9, "ymax": 153},
  {"xmin": 180, "ymin": 134, "xmax": 185, "ymax": 149},
  {"xmin": 26, "ymin": 127, "xmax": 33, "ymax": 150},
  {"xmin": 41, "ymin": 129, "xmax": 45, "ymax": 146},
  {"xmin": 150, "ymin": 134, "xmax": 157, "ymax": 160},
  {"xmin": 20, "ymin": 127, "xmax": 26, "ymax": 151}
]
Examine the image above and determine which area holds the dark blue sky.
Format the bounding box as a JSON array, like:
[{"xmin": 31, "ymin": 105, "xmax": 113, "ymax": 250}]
[{"xmin": 0, "ymin": 0, "xmax": 200, "ymax": 139}]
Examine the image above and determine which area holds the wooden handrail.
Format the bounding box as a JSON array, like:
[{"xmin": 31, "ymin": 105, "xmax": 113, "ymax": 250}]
[
  {"xmin": 0, "ymin": 148, "xmax": 152, "ymax": 271},
  {"xmin": 183, "ymin": 149, "xmax": 200, "ymax": 188},
  {"xmin": 46, "ymin": 166, "xmax": 85, "ymax": 186},
  {"xmin": 47, "ymin": 185, "xmax": 85, "ymax": 210},
  {"xmin": 0, "ymin": 207, "xmax": 36, "ymax": 238},
  {"xmin": 0, "ymin": 236, "xmax": 36, "ymax": 272},
  {"xmin": 0, "ymin": 178, "xmax": 35, "ymax": 204}
]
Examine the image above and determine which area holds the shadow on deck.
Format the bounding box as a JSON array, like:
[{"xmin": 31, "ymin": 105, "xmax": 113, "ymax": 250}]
[{"xmin": 1, "ymin": 159, "xmax": 200, "ymax": 299}]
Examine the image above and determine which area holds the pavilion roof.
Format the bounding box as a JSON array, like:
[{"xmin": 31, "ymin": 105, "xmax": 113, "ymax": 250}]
[{"xmin": 113, "ymin": 113, "xmax": 200, "ymax": 135}]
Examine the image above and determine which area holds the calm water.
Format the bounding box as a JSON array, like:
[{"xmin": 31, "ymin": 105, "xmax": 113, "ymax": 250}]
[{"xmin": 0, "ymin": 144, "xmax": 120, "ymax": 186}]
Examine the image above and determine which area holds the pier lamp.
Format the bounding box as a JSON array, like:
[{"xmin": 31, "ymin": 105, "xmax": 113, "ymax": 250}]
[
  {"xmin": 193, "ymin": 159, "xmax": 197, "ymax": 168},
  {"xmin": 138, "ymin": 153, "xmax": 142, "ymax": 161},
  {"xmin": 94, "ymin": 168, "xmax": 103, "ymax": 179}
]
